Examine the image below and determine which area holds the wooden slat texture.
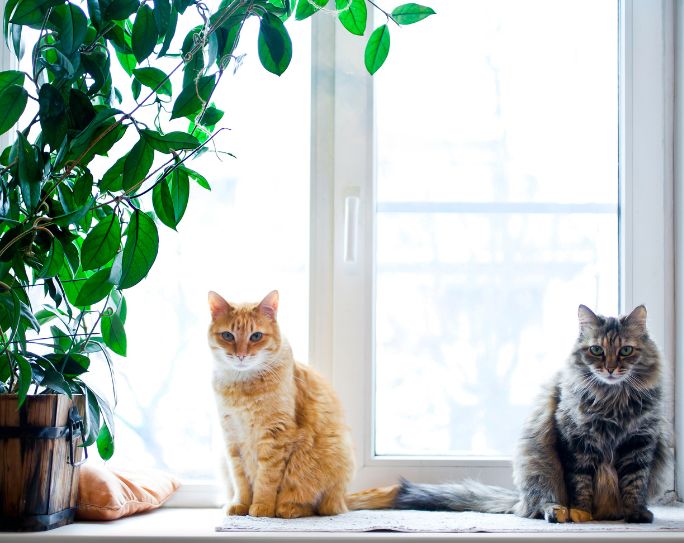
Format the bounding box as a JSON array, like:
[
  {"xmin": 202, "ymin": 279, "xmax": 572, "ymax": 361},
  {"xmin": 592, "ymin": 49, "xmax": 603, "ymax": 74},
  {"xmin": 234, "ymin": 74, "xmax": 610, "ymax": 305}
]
[{"xmin": 0, "ymin": 394, "xmax": 85, "ymax": 531}]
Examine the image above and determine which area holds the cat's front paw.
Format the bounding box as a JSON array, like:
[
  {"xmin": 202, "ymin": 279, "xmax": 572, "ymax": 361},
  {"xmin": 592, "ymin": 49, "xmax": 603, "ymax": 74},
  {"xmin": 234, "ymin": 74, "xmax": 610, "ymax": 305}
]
[
  {"xmin": 544, "ymin": 504, "xmax": 569, "ymax": 523},
  {"xmin": 625, "ymin": 508, "xmax": 654, "ymax": 523},
  {"xmin": 569, "ymin": 508, "xmax": 593, "ymax": 523},
  {"xmin": 249, "ymin": 503, "xmax": 276, "ymax": 517},
  {"xmin": 226, "ymin": 503, "xmax": 250, "ymax": 516}
]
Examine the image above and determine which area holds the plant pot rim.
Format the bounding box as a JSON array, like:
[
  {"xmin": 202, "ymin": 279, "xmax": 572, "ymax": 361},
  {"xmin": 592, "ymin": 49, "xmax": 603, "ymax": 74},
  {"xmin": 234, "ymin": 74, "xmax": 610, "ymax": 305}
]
[{"xmin": 1, "ymin": 393, "xmax": 84, "ymax": 398}]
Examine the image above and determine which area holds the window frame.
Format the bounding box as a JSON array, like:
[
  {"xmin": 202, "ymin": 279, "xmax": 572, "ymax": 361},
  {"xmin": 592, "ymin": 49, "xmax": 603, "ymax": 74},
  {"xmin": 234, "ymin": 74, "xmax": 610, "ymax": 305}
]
[
  {"xmin": 309, "ymin": 0, "xmax": 678, "ymax": 494},
  {"xmin": 0, "ymin": 0, "xmax": 674, "ymax": 505}
]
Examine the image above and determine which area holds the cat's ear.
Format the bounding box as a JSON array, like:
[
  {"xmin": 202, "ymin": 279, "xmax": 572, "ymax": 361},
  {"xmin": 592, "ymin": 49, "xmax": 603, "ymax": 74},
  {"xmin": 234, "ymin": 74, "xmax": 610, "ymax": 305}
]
[
  {"xmin": 578, "ymin": 304, "xmax": 600, "ymax": 329},
  {"xmin": 258, "ymin": 290, "xmax": 279, "ymax": 321},
  {"xmin": 624, "ymin": 304, "xmax": 647, "ymax": 329},
  {"xmin": 208, "ymin": 291, "xmax": 233, "ymax": 318}
]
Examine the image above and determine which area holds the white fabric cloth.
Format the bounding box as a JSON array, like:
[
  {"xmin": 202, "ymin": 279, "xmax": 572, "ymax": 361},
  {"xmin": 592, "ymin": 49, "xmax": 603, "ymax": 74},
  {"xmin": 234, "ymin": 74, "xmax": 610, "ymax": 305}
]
[{"xmin": 217, "ymin": 505, "xmax": 684, "ymax": 533}]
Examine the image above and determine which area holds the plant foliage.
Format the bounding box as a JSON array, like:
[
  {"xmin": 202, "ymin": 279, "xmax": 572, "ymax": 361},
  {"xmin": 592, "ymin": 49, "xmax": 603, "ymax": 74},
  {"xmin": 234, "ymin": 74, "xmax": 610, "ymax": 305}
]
[{"xmin": 0, "ymin": 0, "xmax": 433, "ymax": 461}]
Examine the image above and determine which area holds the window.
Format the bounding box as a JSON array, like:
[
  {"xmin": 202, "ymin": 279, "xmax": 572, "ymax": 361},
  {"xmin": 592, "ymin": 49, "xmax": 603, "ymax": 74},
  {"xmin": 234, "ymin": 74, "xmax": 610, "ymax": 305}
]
[
  {"xmin": 313, "ymin": 0, "xmax": 675, "ymax": 492},
  {"xmin": 373, "ymin": 0, "xmax": 618, "ymax": 457},
  {"xmin": 5, "ymin": 0, "xmax": 670, "ymax": 504}
]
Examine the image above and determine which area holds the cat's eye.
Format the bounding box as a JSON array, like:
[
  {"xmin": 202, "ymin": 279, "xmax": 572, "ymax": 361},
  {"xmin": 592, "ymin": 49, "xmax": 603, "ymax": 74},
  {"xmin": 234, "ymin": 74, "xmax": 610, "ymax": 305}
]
[
  {"xmin": 221, "ymin": 331, "xmax": 235, "ymax": 342},
  {"xmin": 619, "ymin": 345, "xmax": 634, "ymax": 357},
  {"xmin": 250, "ymin": 332, "xmax": 263, "ymax": 342},
  {"xmin": 589, "ymin": 345, "xmax": 604, "ymax": 356}
]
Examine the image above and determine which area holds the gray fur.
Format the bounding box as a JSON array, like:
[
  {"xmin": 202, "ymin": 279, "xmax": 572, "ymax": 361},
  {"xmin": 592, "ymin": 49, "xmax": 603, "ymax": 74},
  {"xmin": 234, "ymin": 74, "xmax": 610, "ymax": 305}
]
[{"xmin": 396, "ymin": 305, "xmax": 672, "ymax": 523}]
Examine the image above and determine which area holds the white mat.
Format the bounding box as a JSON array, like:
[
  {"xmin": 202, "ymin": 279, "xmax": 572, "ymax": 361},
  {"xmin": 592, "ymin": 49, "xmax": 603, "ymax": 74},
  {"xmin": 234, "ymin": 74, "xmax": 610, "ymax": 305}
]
[{"xmin": 217, "ymin": 505, "xmax": 684, "ymax": 533}]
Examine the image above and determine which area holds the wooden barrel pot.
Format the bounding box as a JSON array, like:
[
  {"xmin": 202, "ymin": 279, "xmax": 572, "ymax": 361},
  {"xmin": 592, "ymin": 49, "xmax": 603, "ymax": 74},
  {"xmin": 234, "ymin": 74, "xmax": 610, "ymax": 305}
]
[{"xmin": 0, "ymin": 394, "xmax": 87, "ymax": 531}]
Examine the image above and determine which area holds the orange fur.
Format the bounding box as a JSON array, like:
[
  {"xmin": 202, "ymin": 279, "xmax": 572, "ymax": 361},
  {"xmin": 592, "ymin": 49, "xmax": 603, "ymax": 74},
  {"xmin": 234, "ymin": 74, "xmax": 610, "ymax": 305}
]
[{"xmin": 208, "ymin": 290, "xmax": 355, "ymax": 518}]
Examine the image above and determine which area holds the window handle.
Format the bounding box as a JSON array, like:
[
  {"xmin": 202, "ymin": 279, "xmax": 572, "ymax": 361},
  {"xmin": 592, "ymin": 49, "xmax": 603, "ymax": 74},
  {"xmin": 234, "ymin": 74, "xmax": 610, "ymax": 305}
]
[{"xmin": 343, "ymin": 195, "xmax": 360, "ymax": 264}]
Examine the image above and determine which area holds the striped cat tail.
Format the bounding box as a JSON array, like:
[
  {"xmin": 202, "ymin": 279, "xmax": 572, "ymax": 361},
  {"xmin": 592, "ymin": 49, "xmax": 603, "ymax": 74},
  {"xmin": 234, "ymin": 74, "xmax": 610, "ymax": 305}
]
[
  {"xmin": 345, "ymin": 485, "xmax": 400, "ymax": 510},
  {"xmin": 395, "ymin": 478, "xmax": 519, "ymax": 514}
]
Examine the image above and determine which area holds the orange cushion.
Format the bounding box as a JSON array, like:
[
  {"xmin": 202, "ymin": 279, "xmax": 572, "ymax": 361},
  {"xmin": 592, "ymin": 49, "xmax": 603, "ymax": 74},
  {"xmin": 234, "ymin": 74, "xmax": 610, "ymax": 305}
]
[{"xmin": 76, "ymin": 464, "xmax": 180, "ymax": 520}]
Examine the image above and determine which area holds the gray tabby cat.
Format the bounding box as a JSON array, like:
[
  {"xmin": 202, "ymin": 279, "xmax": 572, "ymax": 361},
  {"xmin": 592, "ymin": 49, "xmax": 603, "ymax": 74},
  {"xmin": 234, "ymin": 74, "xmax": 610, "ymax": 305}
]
[{"xmin": 395, "ymin": 305, "xmax": 671, "ymax": 523}]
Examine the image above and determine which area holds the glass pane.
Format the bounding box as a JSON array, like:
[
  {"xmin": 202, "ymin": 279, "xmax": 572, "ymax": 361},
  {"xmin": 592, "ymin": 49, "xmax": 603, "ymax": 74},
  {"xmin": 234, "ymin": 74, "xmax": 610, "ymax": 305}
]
[
  {"xmin": 108, "ymin": 16, "xmax": 311, "ymax": 478},
  {"xmin": 374, "ymin": 0, "xmax": 618, "ymax": 456}
]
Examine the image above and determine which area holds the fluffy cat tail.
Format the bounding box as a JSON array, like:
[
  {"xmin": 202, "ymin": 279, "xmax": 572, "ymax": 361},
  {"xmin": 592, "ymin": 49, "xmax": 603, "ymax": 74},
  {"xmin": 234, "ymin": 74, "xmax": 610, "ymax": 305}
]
[
  {"xmin": 345, "ymin": 485, "xmax": 401, "ymax": 510},
  {"xmin": 394, "ymin": 478, "xmax": 519, "ymax": 514}
]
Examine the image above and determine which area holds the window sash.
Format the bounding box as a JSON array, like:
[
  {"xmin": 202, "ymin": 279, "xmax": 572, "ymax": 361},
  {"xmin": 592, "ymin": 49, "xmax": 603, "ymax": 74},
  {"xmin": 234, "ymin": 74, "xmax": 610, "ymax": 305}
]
[{"xmin": 310, "ymin": 0, "xmax": 677, "ymax": 493}]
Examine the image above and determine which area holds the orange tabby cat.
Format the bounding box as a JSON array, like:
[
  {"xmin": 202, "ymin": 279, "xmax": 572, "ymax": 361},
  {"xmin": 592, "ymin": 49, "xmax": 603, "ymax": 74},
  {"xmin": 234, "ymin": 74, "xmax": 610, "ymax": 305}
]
[{"xmin": 208, "ymin": 290, "xmax": 357, "ymax": 518}]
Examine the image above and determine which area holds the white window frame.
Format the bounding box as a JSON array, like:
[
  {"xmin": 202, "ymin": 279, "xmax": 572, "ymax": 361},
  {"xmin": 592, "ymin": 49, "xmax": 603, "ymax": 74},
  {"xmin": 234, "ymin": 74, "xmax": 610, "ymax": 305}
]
[{"xmin": 310, "ymin": 0, "xmax": 678, "ymax": 494}]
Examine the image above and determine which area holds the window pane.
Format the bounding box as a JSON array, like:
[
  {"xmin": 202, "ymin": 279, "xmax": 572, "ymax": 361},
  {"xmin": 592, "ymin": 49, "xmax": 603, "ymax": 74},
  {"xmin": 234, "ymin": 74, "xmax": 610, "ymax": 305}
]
[
  {"xmin": 374, "ymin": 0, "xmax": 618, "ymax": 456},
  {"xmin": 109, "ymin": 16, "xmax": 310, "ymax": 478}
]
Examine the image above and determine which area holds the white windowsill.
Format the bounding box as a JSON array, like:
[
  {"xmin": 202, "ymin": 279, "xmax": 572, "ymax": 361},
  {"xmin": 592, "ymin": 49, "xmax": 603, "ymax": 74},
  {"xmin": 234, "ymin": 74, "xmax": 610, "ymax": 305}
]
[{"xmin": 1, "ymin": 508, "xmax": 683, "ymax": 543}]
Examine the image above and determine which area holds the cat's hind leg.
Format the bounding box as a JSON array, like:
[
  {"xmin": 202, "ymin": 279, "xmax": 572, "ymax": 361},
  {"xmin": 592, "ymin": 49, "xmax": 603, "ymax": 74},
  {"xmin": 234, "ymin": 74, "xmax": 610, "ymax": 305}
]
[
  {"xmin": 317, "ymin": 483, "xmax": 349, "ymax": 516},
  {"xmin": 274, "ymin": 477, "xmax": 319, "ymax": 519}
]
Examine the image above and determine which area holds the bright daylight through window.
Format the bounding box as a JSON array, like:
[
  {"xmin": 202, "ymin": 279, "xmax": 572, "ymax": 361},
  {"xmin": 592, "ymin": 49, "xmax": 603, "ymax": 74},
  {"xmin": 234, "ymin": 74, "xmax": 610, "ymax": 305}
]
[
  {"xmin": 373, "ymin": 0, "xmax": 618, "ymax": 456},
  {"xmin": 95, "ymin": 0, "xmax": 617, "ymax": 479}
]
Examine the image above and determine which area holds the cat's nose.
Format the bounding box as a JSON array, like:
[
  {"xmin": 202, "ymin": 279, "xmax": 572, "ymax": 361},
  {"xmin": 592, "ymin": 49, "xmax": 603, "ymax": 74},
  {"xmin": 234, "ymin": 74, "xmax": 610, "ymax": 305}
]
[
  {"xmin": 607, "ymin": 368, "xmax": 615, "ymax": 375},
  {"xmin": 238, "ymin": 355, "xmax": 246, "ymax": 361}
]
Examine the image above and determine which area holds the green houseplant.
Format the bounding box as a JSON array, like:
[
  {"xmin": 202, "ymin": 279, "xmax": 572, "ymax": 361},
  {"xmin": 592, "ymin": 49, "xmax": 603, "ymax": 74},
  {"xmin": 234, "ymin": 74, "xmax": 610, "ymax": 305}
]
[{"xmin": 0, "ymin": 0, "xmax": 433, "ymax": 528}]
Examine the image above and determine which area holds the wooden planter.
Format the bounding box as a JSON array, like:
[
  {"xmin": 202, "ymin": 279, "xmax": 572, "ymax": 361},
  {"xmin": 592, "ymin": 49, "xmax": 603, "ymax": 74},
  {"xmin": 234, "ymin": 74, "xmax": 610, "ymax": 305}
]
[{"xmin": 0, "ymin": 394, "xmax": 86, "ymax": 531}]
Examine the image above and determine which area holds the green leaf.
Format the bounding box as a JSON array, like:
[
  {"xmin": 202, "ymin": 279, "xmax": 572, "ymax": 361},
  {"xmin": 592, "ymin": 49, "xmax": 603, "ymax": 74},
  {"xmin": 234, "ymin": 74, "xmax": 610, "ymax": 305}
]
[
  {"xmin": 0, "ymin": 85, "xmax": 27, "ymax": 136},
  {"xmin": 73, "ymin": 171, "xmax": 94, "ymax": 205},
  {"xmin": 158, "ymin": 7, "xmax": 177, "ymax": 57},
  {"xmin": 199, "ymin": 105, "xmax": 224, "ymax": 127},
  {"xmin": 74, "ymin": 266, "xmax": 117, "ymax": 306},
  {"xmin": 119, "ymin": 210, "xmax": 158, "ymax": 289},
  {"xmin": 122, "ymin": 138, "xmax": 154, "ymax": 192},
  {"xmin": 14, "ymin": 132, "xmax": 41, "ymax": 211},
  {"xmin": 10, "ymin": 0, "xmax": 62, "ymax": 25},
  {"xmin": 131, "ymin": 78, "xmax": 141, "ymax": 101},
  {"xmin": 295, "ymin": 0, "xmax": 327, "ymax": 20},
  {"xmin": 364, "ymin": 24, "xmax": 390, "ymax": 75},
  {"xmin": 170, "ymin": 74, "xmax": 215, "ymax": 120},
  {"xmin": 96, "ymin": 421, "xmax": 114, "ymax": 460},
  {"xmin": 180, "ymin": 165, "xmax": 210, "ymax": 190},
  {"xmin": 258, "ymin": 12, "xmax": 292, "ymax": 76},
  {"xmin": 35, "ymin": 357, "xmax": 72, "ymax": 396},
  {"xmin": 0, "ymin": 70, "xmax": 25, "ymax": 94},
  {"xmin": 49, "ymin": 3, "xmax": 88, "ymax": 55},
  {"xmin": 38, "ymin": 238, "xmax": 65, "ymax": 278},
  {"xmin": 87, "ymin": 0, "xmax": 102, "ymax": 29},
  {"xmin": 152, "ymin": 177, "xmax": 175, "ymax": 229},
  {"xmin": 101, "ymin": 312, "xmax": 126, "ymax": 356},
  {"xmin": 15, "ymin": 354, "xmax": 31, "ymax": 407},
  {"xmin": 68, "ymin": 88, "xmax": 96, "ymax": 131},
  {"xmin": 81, "ymin": 214, "xmax": 121, "ymax": 271},
  {"xmin": 100, "ymin": 155, "xmax": 126, "ymax": 191},
  {"xmin": 131, "ymin": 5, "xmax": 158, "ymax": 62},
  {"xmin": 82, "ymin": 385, "xmax": 101, "ymax": 446},
  {"xmin": 116, "ymin": 50, "xmax": 137, "ymax": 76},
  {"xmin": 141, "ymin": 129, "xmax": 199, "ymax": 153},
  {"xmin": 153, "ymin": 0, "xmax": 171, "ymax": 34},
  {"xmin": 45, "ymin": 353, "xmax": 90, "ymax": 376},
  {"xmin": 38, "ymin": 83, "xmax": 67, "ymax": 150},
  {"xmin": 105, "ymin": 0, "xmax": 140, "ymax": 20},
  {"xmin": 170, "ymin": 168, "xmax": 189, "ymax": 224},
  {"xmin": 336, "ymin": 0, "xmax": 366, "ymax": 35},
  {"xmin": 52, "ymin": 195, "xmax": 96, "ymax": 226},
  {"xmin": 391, "ymin": 2, "xmax": 435, "ymax": 25},
  {"xmin": 181, "ymin": 25, "xmax": 205, "ymax": 89},
  {"xmin": 69, "ymin": 107, "xmax": 120, "ymax": 157},
  {"xmin": 133, "ymin": 67, "xmax": 171, "ymax": 96}
]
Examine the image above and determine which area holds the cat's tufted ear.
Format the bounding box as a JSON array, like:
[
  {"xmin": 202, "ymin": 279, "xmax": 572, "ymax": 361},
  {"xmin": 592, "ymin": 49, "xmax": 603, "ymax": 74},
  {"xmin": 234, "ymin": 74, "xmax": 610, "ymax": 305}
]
[
  {"xmin": 624, "ymin": 304, "xmax": 647, "ymax": 329},
  {"xmin": 258, "ymin": 290, "xmax": 279, "ymax": 321},
  {"xmin": 578, "ymin": 304, "xmax": 600, "ymax": 330},
  {"xmin": 208, "ymin": 291, "xmax": 233, "ymax": 318}
]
